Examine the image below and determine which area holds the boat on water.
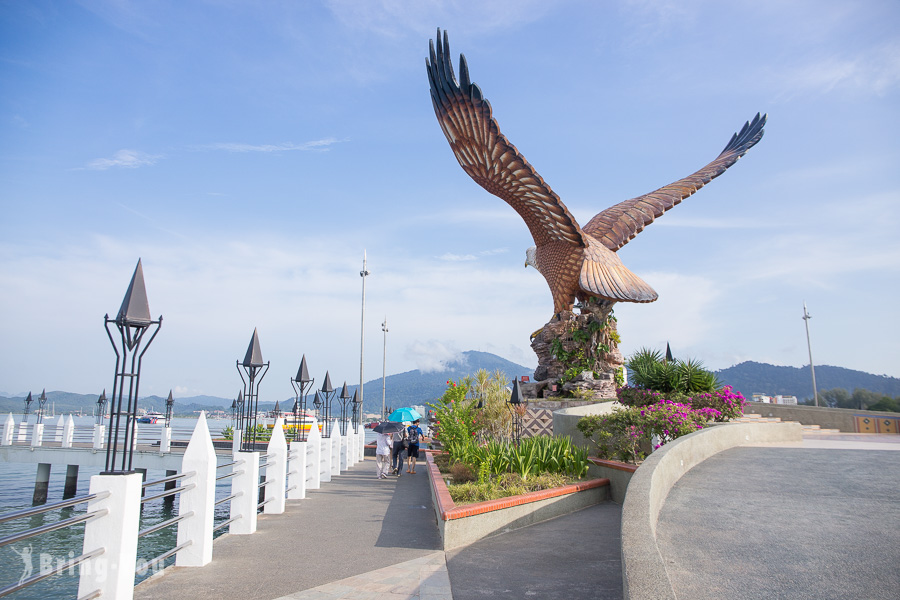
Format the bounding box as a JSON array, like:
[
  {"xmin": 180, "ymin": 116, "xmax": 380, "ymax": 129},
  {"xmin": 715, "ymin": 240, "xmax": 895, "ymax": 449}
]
[{"xmin": 137, "ymin": 411, "xmax": 165, "ymax": 424}]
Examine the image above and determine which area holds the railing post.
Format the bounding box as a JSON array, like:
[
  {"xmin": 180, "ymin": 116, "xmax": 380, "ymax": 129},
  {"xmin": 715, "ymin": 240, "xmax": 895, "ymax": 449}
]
[
  {"xmin": 17, "ymin": 418, "xmax": 28, "ymax": 442},
  {"xmin": 339, "ymin": 421, "xmax": 349, "ymax": 471},
  {"xmin": 78, "ymin": 472, "xmax": 142, "ymax": 600},
  {"xmin": 346, "ymin": 422, "xmax": 356, "ymax": 467},
  {"xmin": 160, "ymin": 425, "xmax": 171, "ymax": 453},
  {"xmin": 357, "ymin": 422, "xmax": 365, "ymax": 461},
  {"xmin": 264, "ymin": 417, "xmax": 286, "ymax": 514},
  {"xmin": 176, "ymin": 412, "xmax": 216, "ymax": 567},
  {"xmin": 62, "ymin": 415, "xmax": 74, "ymax": 448},
  {"xmin": 31, "ymin": 423, "xmax": 44, "ymax": 447},
  {"xmin": 92, "ymin": 424, "xmax": 105, "ymax": 449},
  {"xmin": 2, "ymin": 414, "xmax": 14, "ymax": 446},
  {"xmin": 55, "ymin": 416, "xmax": 65, "ymax": 442},
  {"xmin": 232, "ymin": 429, "xmax": 242, "ymax": 454},
  {"xmin": 305, "ymin": 417, "xmax": 321, "ymax": 491},
  {"xmin": 319, "ymin": 421, "xmax": 332, "ymax": 484},
  {"xmin": 229, "ymin": 450, "xmax": 259, "ymax": 534},
  {"xmin": 132, "ymin": 423, "xmax": 139, "ymax": 450},
  {"xmin": 287, "ymin": 437, "xmax": 306, "ymax": 500},
  {"xmin": 331, "ymin": 421, "xmax": 341, "ymax": 476}
]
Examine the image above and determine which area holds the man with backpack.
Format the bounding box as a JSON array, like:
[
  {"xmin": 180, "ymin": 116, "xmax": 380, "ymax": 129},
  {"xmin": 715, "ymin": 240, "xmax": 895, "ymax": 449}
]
[{"xmin": 406, "ymin": 419, "xmax": 425, "ymax": 474}]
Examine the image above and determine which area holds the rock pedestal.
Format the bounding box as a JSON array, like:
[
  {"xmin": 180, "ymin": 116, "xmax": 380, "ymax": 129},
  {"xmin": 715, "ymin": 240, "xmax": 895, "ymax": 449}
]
[{"xmin": 528, "ymin": 299, "xmax": 623, "ymax": 400}]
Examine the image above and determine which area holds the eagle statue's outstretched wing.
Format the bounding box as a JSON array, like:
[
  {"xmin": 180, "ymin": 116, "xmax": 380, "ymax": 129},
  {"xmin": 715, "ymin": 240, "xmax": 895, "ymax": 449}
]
[
  {"xmin": 426, "ymin": 29, "xmax": 584, "ymax": 250},
  {"xmin": 582, "ymin": 113, "xmax": 766, "ymax": 251}
]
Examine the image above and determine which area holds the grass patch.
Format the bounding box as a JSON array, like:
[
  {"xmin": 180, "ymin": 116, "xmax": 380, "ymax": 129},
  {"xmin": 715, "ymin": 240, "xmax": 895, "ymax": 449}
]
[{"xmin": 447, "ymin": 471, "xmax": 572, "ymax": 505}]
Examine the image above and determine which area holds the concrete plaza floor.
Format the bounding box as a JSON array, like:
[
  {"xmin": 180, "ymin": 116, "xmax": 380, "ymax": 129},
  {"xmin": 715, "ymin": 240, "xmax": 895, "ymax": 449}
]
[
  {"xmin": 134, "ymin": 456, "xmax": 623, "ymax": 600},
  {"xmin": 656, "ymin": 434, "xmax": 900, "ymax": 600}
]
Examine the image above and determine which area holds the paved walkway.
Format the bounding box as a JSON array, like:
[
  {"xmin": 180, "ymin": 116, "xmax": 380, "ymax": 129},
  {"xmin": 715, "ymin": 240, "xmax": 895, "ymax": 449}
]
[
  {"xmin": 656, "ymin": 434, "xmax": 900, "ymax": 600},
  {"xmin": 134, "ymin": 456, "xmax": 623, "ymax": 600}
]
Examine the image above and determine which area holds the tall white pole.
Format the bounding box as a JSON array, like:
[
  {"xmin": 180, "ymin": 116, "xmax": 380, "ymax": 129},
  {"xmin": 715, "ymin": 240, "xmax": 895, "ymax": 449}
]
[
  {"xmin": 381, "ymin": 317, "xmax": 388, "ymax": 421},
  {"xmin": 802, "ymin": 301, "xmax": 819, "ymax": 407},
  {"xmin": 359, "ymin": 251, "xmax": 370, "ymax": 414}
]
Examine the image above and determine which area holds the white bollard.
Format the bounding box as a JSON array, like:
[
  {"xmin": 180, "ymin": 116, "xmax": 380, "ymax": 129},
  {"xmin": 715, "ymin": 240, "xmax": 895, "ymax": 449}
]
[
  {"xmin": 305, "ymin": 418, "xmax": 321, "ymax": 491},
  {"xmin": 55, "ymin": 416, "xmax": 65, "ymax": 442},
  {"xmin": 319, "ymin": 422, "xmax": 332, "ymax": 484},
  {"xmin": 176, "ymin": 412, "xmax": 217, "ymax": 567},
  {"xmin": 62, "ymin": 416, "xmax": 74, "ymax": 448},
  {"xmin": 358, "ymin": 423, "xmax": 366, "ymax": 461},
  {"xmin": 31, "ymin": 423, "xmax": 44, "ymax": 447},
  {"xmin": 229, "ymin": 450, "xmax": 259, "ymax": 534},
  {"xmin": 132, "ymin": 424, "xmax": 139, "ymax": 450},
  {"xmin": 287, "ymin": 440, "xmax": 307, "ymax": 499},
  {"xmin": 77, "ymin": 472, "xmax": 142, "ymax": 600},
  {"xmin": 232, "ymin": 429, "xmax": 242, "ymax": 454},
  {"xmin": 17, "ymin": 419, "xmax": 28, "ymax": 442},
  {"xmin": 2, "ymin": 414, "xmax": 14, "ymax": 446},
  {"xmin": 263, "ymin": 417, "xmax": 287, "ymax": 514},
  {"xmin": 160, "ymin": 426, "xmax": 171, "ymax": 453},
  {"xmin": 346, "ymin": 424, "xmax": 356, "ymax": 467},
  {"xmin": 331, "ymin": 421, "xmax": 342, "ymax": 476},
  {"xmin": 92, "ymin": 424, "xmax": 105, "ymax": 450}
]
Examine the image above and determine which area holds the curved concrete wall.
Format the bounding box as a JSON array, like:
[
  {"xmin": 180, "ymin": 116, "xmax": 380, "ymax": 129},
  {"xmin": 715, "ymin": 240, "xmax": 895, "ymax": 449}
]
[
  {"xmin": 552, "ymin": 400, "xmax": 620, "ymax": 450},
  {"xmin": 621, "ymin": 421, "xmax": 803, "ymax": 600}
]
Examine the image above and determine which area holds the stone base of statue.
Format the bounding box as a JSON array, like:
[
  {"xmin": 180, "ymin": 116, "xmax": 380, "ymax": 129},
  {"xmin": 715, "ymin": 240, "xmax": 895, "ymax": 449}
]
[{"xmin": 525, "ymin": 299, "xmax": 623, "ymax": 400}]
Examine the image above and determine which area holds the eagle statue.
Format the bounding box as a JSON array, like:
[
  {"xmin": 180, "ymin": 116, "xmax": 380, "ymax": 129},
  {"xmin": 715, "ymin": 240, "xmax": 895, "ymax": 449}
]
[{"xmin": 426, "ymin": 29, "xmax": 766, "ymax": 315}]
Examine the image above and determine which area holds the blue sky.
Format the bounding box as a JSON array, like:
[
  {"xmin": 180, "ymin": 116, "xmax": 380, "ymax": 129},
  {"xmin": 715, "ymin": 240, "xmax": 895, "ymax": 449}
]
[{"xmin": 1, "ymin": 0, "xmax": 898, "ymax": 400}]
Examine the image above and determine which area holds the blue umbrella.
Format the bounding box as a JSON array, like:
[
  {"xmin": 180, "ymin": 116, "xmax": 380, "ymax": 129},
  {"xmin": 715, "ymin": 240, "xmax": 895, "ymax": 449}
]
[{"xmin": 387, "ymin": 407, "xmax": 422, "ymax": 422}]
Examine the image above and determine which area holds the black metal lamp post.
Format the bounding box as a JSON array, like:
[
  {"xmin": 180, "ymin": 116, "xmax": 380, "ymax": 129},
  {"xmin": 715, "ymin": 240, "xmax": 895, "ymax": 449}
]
[
  {"xmin": 236, "ymin": 328, "xmax": 270, "ymax": 452},
  {"xmin": 96, "ymin": 390, "xmax": 107, "ymax": 425},
  {"xmin": 337, "ymin": 382, "xmax": 351, "ymax": 436},
  {"xmin": 506, "ymin": 379, "xmax": 527, "ymax": 447},
  {"xmin": 272, "ymin": 401, "xmax": 282, "ymax": 419},
  {"xmin": 23, "ymin": 392, "xmax": 33, "ymax": 422},
  {"xmin": 312, "ymin": 390, "xmax": 323, "ymax": 430},
  {"xmin": 164, "ymin": 390, "xmax": 174, "ymax": 427},
  {"xmin": 290, "ymin": 355, "xmax": 314, "ymax": 442},
  {"xmin": 319, "ymin": 372, "xmax": 335, "ymax": 438},
  {"xmin": 103, "ymin": 259, "xmax": 163, "ymax": 474},
  {"xmin": 36, "ymin": 389, "xmax": 48, "ymax": 424},
  {"xmin": 234, "ymin": 391, "xmax": 244, "ymax": 430},
  {"xmin": 351, "ymin": 389, "xmax": 362, "ymax": 431}
]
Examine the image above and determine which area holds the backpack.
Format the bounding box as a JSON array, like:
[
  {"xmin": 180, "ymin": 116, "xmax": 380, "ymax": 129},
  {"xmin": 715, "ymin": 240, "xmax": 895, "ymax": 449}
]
[{"xmin": 407, "ymin": 426, "xmax": 420, "ymax": 445}]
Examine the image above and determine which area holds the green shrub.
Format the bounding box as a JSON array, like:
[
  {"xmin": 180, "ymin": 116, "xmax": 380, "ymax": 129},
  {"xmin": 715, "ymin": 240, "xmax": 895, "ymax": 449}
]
[
  {"xmin": 626, "ymin": 348, "xmax": 720, "ymax": 394},
  {"xmin": 449, "ymin": 462, "xmax": 476, "ymax": 483}
]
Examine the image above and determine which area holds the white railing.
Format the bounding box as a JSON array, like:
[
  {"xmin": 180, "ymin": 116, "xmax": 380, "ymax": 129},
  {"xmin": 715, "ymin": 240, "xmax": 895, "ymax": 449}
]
[{"xmin": 0, "ymin": 412, "xmax": 367, "ymax": 600}]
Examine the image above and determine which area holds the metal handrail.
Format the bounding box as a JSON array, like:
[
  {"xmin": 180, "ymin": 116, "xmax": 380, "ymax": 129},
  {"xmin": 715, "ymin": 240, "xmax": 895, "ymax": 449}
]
[
  {"xmin": 214, "ymin": 491, "xmax": 242, "ymax": 506},
  {"xmin": 142, "ymin": 470, "xmax": 196, "ymax": 489},
  {"xmin": 0, "ymin": 509, "xmax": 108, "ymax": 548},
  {"xmin": 212, "ymin": 515, "xmax": 240, "ymax": 532},
  {"xmin": 0, "ymin": 491, "xmax": 110, "ymax": 524},
  {"xmin": 260, "ymin": 461, "xmax": 276, "ymax": 468},
  {"xmin": 257, "ymin": 480, "xmax": 267, "ymax": 489},
  {"xmin": 138, "ymin": 511, "xmax": 194, "ymax": 538},
  {"xmin": 285, "ymin": 484, "xmax": 298, "ymax": 493},
  {"xmin": 135, "ymin": 540, "xmax": 192, "ymax": 574},
  {"xmin": 216, "ymin": 470, "xmax": 244, "ymax": 481},
  {"xmin": 141, "ymin": 483, "xmax": 195, "ymax": 504},
  {"xmin": 0, "ymin": 547, "xmax": 105, "ymax": 598},
  {"xmin": 257, "ymin": 498, "xmax": 272, "ymax": 509},
  {"xmin": 217, "ymin": 459, "xmax": 244, "ymax": 469},
  {"xmin": 76, "ymin": 589, "xmax": 102, "ymax": 600},
  {"xmin": 260, "ymin": 453, "xmax": 275, "ymax": 459}
]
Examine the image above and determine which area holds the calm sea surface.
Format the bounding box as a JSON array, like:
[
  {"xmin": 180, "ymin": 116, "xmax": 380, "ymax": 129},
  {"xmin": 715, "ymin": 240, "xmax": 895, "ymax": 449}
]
[{"xmin": 0, "ymin": 416, "xmax": 377, "ymax": 599}]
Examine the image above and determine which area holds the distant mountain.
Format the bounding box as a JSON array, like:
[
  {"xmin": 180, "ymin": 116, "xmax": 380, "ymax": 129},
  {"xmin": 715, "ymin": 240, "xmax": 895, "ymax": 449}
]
[
  {"xmin": 715, "ymin": 361, "xmax": 900, "ymax": 400},
  {"xmin": 0, "ymin": 351, "xmax": 533, "ymax": 418}
]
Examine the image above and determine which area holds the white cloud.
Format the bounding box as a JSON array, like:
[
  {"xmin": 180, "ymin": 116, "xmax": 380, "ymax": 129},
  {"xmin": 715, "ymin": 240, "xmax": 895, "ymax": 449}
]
[
  {"xmin": 198, "ymin": 138, "xmax": 341, "ymax": 153},
  {"xmin": 404, "ymin": 340, "xmax": 464, "ymax": 372},
  {"xmin": 439, "ymin": 253, "xmax": 477, "ymax": 261},
  {"xmin": 85, "ymin": 149, "xmax": 161, "ymax": 170},
  {"xmin": 772, "ymin": 42, "xmax": 900, "ymax": 99}
]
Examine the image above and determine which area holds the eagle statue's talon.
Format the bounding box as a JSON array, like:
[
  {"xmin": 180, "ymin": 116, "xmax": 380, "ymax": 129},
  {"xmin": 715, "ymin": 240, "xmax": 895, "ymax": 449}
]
[{"xmin": 426, "ymin": 28, "xmax": 766, "ymax": 313}]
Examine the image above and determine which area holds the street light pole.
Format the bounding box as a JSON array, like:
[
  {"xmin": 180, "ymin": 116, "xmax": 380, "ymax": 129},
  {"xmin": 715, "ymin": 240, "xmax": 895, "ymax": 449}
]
[
  {"xmin": 359, "ymin": 251, "xmax": 370, "ymax": 415},
  {"xmin": 381, "ymin": 317, "xmax": 388, "ymax": 421},
  {"xmin": 802, "ymin": 302, "xmax": 819, "ymax": 407}
]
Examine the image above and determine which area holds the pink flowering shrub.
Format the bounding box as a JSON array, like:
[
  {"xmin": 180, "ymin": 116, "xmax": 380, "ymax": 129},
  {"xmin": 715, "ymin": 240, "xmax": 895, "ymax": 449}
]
[
  {"xmin": 577, "ymin": 400, "xmax": 726, "ymax": 463},
  {"xmin": 616, "ymin": 385, "xmax": 745, "ymax": 421}
]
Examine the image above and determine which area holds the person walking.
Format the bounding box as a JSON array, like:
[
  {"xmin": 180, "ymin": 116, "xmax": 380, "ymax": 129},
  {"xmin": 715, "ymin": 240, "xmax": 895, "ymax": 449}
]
[
  {"xmin": 390, "ymin": 425, "xmax": 407, "ymax": 477},
  {"xmin": 375, "ymin": 431, "xmax": 392, "ymax": 479},
  {"xmin": 406, "ymin": 419, "xmax": 425, "ymax": 474}
]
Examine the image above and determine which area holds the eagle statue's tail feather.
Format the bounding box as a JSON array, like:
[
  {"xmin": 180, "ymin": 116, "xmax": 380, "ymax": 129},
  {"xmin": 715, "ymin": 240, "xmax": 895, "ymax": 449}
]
[{"xmin": 579, "ymin": 238, "xmax": 658, "ymax": 303}]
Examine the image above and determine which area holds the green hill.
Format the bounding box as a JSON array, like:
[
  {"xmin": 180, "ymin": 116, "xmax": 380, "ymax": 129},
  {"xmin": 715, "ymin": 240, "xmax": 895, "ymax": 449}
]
[{"xmin": 714, "ymin": 361, "xmax": 900, "ymax": 401}]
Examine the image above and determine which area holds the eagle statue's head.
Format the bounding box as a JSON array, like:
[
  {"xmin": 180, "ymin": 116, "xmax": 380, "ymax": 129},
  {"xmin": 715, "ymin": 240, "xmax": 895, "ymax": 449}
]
[{"xmin": 525, "ymin": 246, "xmax": 538, "ymax": 270}]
